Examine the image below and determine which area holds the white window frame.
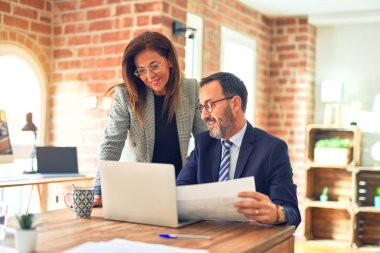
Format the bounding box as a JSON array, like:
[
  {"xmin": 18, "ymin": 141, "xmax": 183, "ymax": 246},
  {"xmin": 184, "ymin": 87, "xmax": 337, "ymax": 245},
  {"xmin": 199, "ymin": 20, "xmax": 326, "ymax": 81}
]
[{"xmin": 220, "ymin": 26, "xmax": 257, "ymax": 124}]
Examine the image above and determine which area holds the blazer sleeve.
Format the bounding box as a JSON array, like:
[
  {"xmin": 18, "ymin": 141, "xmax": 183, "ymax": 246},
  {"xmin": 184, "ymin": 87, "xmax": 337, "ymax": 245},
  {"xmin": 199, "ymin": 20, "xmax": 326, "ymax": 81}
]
[
  {"xmin": 94, "ymin": 86, "xmax": 130, "ymax": 195},
  {"xmin": 268, "ymin": 140, "xmax": 301, "ymax": 227},
  {"xmin": 189, "ymin": 79, "xmax": 208, "ymax": 135}
]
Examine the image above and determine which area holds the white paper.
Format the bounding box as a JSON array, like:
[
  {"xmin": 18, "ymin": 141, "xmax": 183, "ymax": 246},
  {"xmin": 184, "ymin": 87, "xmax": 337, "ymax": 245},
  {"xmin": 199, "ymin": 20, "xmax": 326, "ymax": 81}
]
[
  {"xmin": 176, "ymin": 177, "xmax": 255, "ymax": 222},
  {"xmin": 64, "ymin": 238, "xmax": 208, "ymax": 253}
]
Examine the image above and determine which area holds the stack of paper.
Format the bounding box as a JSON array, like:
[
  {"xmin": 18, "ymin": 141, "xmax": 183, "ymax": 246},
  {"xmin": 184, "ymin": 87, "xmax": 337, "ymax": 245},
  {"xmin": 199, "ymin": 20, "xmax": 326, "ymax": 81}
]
[
  {"xmin": 177, "ymin": 177, "xmax": 255, "ymax": 221},
  {"xmin": 64, "ymin": 239, "xmax": 209, "ymax": 253}
]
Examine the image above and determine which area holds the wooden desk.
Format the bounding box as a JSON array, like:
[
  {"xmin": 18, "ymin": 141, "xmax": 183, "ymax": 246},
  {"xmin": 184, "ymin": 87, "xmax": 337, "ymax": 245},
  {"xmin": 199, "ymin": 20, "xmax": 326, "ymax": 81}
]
[
  {"xmin": 9, "ymin": 208, "xmax": 295, "ymax": 253},
  {"xmin": 0, "ymin": 176, "xmax": 94, "ymax": 212}
]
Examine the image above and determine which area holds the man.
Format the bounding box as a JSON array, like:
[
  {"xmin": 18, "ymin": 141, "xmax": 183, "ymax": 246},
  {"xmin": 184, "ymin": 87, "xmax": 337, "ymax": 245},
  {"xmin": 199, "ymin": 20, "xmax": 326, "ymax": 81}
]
[{"xmin": 177, "ymin": 72, "xmax": 301, "ymax": 227}]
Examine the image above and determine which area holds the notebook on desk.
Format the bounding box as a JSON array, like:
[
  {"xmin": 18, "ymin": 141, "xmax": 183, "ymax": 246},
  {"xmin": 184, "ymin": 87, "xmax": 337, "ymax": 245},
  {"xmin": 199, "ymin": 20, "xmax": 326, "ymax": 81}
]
[
  {"xmin": 99, "ymin": 160, "xmax": 201, "ymax": 228},
  {"xmin": 36, "ymin": 146, "xmax": 83, "ymax": 177}
]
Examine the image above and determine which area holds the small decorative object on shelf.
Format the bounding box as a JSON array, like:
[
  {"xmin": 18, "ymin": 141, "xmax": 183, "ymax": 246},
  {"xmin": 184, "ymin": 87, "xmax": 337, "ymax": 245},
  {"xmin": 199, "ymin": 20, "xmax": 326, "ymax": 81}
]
[
  {"xmin": 320, "ymin": 186, "xmax": 329, "ymax": 202},
  {"xmin": 314, "ymin": 136, "xmax": 352, "ymax": 165},
  {"xmin": 15, "ymin": 213, "xmax": 38, "ymax": 253},
  {"xmin": 374, "ymin": 187, "xmax": 380, "ymax": 209}
]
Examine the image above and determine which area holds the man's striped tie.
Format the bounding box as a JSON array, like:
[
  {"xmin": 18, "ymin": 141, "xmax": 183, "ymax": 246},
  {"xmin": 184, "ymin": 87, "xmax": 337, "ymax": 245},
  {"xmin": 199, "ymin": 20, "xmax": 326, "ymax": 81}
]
[{"xmin": 219, "ymin": 140, "xmax": 233, "ymax": 182}]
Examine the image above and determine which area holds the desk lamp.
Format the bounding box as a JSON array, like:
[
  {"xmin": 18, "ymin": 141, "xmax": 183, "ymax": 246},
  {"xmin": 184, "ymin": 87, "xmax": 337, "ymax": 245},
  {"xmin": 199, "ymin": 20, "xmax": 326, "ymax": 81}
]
[
  {"xmin": 321, "ymin": 80, "xmax": 343, "ymax": 127},
  {"xmin": 22, "ymin": 112, "xmax": 37, "ymax": 174}
]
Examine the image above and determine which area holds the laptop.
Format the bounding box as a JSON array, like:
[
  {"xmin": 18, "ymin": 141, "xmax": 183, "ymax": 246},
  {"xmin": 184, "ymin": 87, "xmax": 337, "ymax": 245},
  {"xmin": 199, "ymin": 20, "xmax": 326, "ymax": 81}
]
[
  {"xmin": 36, "ymin": 146, "xmax": 83, "ymax": 177},
  {"xmin": 99, "ymin": 160, "xmax": 201, "ymax": 228}
]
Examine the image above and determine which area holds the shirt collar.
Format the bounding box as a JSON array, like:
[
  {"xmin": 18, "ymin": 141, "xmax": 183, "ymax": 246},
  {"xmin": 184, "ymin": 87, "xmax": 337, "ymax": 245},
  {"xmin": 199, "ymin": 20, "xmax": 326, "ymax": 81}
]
[{"xmin": 221, "ymin": 121, "xmax": 248, "ymax": 149}]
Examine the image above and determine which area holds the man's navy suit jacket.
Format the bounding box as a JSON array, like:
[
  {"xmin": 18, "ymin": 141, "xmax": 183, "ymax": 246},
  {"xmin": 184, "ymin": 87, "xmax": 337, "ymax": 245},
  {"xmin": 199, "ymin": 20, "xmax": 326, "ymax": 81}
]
[{"xmin": 177, "ymin": 122, "xmax": 301, "ymax": 227}]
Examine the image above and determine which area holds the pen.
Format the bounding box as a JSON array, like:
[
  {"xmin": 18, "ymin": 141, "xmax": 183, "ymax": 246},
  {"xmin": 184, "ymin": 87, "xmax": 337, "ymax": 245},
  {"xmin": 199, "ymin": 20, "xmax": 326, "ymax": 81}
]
[{"xmin": 158, "ymin": 233, "xmax": 212, "ymax": 240}]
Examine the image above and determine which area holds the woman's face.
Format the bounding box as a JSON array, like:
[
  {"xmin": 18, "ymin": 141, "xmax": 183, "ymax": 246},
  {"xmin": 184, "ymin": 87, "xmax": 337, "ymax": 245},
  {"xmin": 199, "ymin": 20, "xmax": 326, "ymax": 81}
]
[{"xmin": 134, "ymin": 49, "xmax": 171, "ymax": 96}]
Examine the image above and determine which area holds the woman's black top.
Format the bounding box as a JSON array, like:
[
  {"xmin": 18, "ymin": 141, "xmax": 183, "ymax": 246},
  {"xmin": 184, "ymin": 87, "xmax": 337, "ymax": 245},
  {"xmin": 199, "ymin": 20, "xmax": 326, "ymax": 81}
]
[{"xmin": 152, "ymin": 95, "xmax": 182, "ymax": 177}]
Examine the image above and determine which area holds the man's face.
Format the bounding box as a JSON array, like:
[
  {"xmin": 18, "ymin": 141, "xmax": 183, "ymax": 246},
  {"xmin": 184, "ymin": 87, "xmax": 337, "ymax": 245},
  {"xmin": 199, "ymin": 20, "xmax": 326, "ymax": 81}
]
[{"xmin": 199, "ymin": 80, "xmax": 235, "ymax": 140}]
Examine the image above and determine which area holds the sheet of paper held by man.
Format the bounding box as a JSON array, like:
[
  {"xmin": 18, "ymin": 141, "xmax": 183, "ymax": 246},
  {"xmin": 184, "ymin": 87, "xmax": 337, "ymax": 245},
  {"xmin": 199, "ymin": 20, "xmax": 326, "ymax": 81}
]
[{"xmin": 176, "ymin": 177, "xmax": 255, "ymax": 222}]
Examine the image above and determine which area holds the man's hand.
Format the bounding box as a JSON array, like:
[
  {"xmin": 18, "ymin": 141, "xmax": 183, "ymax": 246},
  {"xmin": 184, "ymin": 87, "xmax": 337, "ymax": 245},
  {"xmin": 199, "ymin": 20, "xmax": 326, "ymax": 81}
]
[
  {"xmin": 233, "ymin": 191, "xmax": 277, "ymax": 224},
  {"xmin": 93, "ymin": 195, "xmax": 102, "ymax": 207}
]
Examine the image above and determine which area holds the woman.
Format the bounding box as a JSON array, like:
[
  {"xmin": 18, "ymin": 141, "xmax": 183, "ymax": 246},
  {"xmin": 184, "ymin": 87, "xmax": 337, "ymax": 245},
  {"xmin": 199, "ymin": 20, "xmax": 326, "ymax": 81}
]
[{"xmin": 93, "ymin": 31, "xmax": 207, "ymax": 206}]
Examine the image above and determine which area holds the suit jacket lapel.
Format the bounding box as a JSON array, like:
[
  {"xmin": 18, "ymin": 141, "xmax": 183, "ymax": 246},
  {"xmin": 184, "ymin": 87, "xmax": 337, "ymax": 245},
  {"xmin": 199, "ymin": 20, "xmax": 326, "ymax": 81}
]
[
  {"xmin": 144, "ymin": 89, "xmax": 155, "ymax": 162},
  {"xmin": 234, "ymin": 123, "xmax": 255, "ymax": 179},
  {"xmin": 176, "ymin": 88, "xmax": 190, "ymax": 165},
  {"xmin": 212, "ymin": 139, "xmax": 222, "ymax": 181}
]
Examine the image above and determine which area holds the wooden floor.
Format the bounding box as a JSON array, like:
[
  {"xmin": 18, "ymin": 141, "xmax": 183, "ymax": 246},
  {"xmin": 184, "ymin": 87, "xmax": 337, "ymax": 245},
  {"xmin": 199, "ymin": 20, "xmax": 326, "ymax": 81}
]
[{"xmin": 295, "ymin": 242, "xmax": 375, "ymax": 253}]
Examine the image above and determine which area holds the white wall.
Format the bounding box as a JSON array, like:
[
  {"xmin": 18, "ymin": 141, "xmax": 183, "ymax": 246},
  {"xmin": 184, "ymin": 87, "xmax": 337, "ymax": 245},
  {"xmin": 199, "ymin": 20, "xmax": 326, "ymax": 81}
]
[{"xmin": 315, "ymin": 22, "xmax": 380, "ymax": 166}]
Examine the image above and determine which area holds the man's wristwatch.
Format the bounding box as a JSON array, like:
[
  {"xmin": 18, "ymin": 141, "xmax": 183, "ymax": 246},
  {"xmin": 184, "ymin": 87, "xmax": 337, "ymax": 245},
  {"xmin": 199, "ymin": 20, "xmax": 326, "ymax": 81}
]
[{"xmin": 275, "ymin": 205, "xmax": 286, "ymax": 224}]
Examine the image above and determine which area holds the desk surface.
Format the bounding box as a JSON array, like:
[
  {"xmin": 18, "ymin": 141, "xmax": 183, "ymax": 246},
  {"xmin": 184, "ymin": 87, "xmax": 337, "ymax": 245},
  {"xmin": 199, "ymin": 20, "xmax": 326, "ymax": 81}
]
[
  {"xmin": 9, "ymin": 208, "xmax": 295, "ymax": 253},
  {"xmin": 0, "ymin": 175, "xmax": 94, "ymax": 188}
]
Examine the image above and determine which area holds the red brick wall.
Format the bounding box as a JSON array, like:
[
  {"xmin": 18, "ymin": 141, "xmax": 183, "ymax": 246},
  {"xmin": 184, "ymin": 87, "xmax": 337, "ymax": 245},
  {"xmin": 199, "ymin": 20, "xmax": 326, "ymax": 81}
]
[
  {"xmin": 0, "ymin": 0, "xmax": 52, "ymax": 91},
  {"xmin": 50, "ymin": 0, "xmax": 188, "ymax": 170},
  {"xmin": 188, "ymin": 0, "xmax": 271, "ymax": 128}
]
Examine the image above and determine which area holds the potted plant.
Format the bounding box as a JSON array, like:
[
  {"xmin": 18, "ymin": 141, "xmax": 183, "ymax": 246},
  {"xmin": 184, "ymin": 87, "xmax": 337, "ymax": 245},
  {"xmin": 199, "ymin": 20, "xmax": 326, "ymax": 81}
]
[
  {"xmin": 314, "ymin": 136, "xmax": 352, "ymax": 165},
  {"xmin": 320, "ymin": 187, "xmax": 329, "ymax": 202},
  {"xmin": 375, "ymin": 187, "xmax": 380, "ymax": 209},
  {"xmin": 15, "ymin": 213, "xmax": 38, "ymax": 252}
]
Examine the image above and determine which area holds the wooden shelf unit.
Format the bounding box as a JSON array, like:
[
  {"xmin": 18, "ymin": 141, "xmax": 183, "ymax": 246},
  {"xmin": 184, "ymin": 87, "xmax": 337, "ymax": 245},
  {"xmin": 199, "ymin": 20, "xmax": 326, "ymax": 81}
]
[
  {"xmin": 303, "ymin": 125, "xmax": 380, "ymax": 250},
  {"xmin": 306, "ymin": 124, "xmax": 362, "ymax": 166}
]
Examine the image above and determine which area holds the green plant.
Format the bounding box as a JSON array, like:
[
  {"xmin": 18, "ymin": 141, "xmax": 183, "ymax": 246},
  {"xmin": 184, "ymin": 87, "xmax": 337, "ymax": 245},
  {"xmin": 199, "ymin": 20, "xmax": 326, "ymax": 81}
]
[
  {"xmin": 315, "ymin": 137, "xmax": 351, "ymax": 149},
  {"xmin": 16, "ymin": 213, "xmax": 36, "ymax": 230},
  {"xmin": 375, "ymin": 187, "xmax": 380, "ymax": 197}
]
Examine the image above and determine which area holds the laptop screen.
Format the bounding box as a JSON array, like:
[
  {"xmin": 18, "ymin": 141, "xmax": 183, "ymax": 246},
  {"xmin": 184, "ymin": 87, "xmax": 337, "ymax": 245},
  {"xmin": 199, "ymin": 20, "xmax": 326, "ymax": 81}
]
[{"xmin": 36, "ymin": 146, "xmax": 78, "ymax": 174}]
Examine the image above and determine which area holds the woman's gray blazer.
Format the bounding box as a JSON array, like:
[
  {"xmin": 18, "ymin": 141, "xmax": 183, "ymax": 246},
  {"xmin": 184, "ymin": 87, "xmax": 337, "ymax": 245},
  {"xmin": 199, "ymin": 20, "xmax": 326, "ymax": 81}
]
[{"xmin": 94, "ymin": 78, "xmax": 208, "ymax": 194}]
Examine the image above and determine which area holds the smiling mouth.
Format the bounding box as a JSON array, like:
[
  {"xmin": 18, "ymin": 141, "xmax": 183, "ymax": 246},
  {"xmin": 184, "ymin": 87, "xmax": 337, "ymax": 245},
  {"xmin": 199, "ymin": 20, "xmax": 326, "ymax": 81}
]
[
  {"xmin": 150, "ymin": 79, "xmax": 159, "ymax": 85},
  {"xmin": 205, "ymin": 117, "xmax": 216, "ymax": 126}
]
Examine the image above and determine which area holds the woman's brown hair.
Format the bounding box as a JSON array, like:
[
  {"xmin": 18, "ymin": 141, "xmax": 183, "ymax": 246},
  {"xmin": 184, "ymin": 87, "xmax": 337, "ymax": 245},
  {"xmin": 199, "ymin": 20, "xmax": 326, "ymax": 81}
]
[{"xmin": 122, "ymin": 31, "xmax": 182, "ymax": 126}]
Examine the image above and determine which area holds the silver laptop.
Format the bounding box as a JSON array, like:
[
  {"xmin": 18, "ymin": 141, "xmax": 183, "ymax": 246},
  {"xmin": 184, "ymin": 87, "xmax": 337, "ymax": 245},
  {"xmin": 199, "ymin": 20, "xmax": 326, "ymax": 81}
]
[{"xmin": 99, "ymin": 160, "xmax": 201, "ymax": 228}]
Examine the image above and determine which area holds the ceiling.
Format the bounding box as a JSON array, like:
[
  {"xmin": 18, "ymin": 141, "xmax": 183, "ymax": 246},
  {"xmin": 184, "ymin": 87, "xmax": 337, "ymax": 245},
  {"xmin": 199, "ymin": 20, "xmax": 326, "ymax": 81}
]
[{"xmin": 239, "ymin": 0, "xmax": 380, "ymax": 25}]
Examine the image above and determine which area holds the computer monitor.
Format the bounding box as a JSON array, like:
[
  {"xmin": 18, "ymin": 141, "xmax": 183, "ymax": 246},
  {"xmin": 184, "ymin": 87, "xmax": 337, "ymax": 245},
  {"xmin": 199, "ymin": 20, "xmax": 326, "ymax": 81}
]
[{"xmin": 0, "ymin": 109, "xmax": 14, "ymax": 164}]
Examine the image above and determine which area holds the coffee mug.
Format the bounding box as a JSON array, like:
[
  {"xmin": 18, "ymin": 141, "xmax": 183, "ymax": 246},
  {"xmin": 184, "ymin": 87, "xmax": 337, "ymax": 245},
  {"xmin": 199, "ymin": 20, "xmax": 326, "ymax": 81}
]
[{"xmin": 64, "ymin": 187, "xmax": 94, "ymax": 218}]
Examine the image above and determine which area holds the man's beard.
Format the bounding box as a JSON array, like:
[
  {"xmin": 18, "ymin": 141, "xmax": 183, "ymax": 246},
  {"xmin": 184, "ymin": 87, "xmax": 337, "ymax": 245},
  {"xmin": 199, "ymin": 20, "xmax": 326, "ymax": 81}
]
[{"xmin": 206, "ymin": 107, "xmax": 235, "ymax": 139}]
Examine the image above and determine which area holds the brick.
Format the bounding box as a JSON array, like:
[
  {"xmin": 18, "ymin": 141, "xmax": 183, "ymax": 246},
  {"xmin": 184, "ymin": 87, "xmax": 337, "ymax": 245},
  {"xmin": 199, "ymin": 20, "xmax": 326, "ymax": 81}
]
[
  {"xmin": 68, "ymin": 35, "xmax": 91, "ymax": 46},
  {"xmin": 40, "ymin": 15, "xmax": 51, "ymax": 24},
  {"xmin": 20, "ymin": 0, "xmax": 44, "ymax": 10},
  {"xmin": 276, "ymin": 18, "xmax": 296, "ymax": 26},
  {"xmin": 87, "ymin": 8, "xmax": 111, "ymax": 20},
  {"xmin": 115, "ymin": 17, "xmax": 133, "ymax": 28},
  {"xmin": 279, "ymin": 53, "xmax": 299, "ymax": 60},
  {"xmin": 276, "ymin": 45, "xmax": 295, "ymax": 51},
  {"xmin": 4, "ymin": 15, "xmax": 29, "ymax": 30},
  {"xmin": 14, "ymin": 6, "xmax": 38, "ymax": 19},
  {"xmin": 80, "ymin": 0, "xmax": 103, "ymax": 9},
  {"xmin": 78, "ymin": 48, "xmax": 102, "ymax": 57},
  {"xmin": 54, "ymin": 26, "xmax": 61, "ymax": 35},
  {"xmin": 272, "ymin": 36, "xmax": 288, "ymax": 43},
  {"xmin": 57, "ymin": 60, "xmax": 81, "ymax": 70},
  {"xmin": 137, "ymin": 15, "xmax": 150, "ymax": 26},
  {"xmin": 38, "ymin": 36, "xmax": 51, "ymax": 46},
  {"xmin": 104, "ymin": 43, "xmax": 126, "ymax": 55},
  {"xmin": 54, "ymin": 49, "xmax": 72, "ymax": 58},
  {"xmin": 64, "ymin": 24, "xmax": 87, "ymax": 34},
  {"xmin": 31, "ymin": 22, "xmax": 51, "ymax": 34},
  {"xmin": 135, "ymin": 2, "xmax": 162, "ymax": 12},
  {"xmin": 91, "ymin": 70, "xmax": 116, "ymax": 80},
  {"xmin": 62, "ymin": 12, "xmax": 85, "ymax": 23},
  {"xmin": 0, "ymin": 1, "xmax": 10, "ymax": 12},
  {"xmin": 101, "ymin": 30, "xmax": 130, "ymax": 43},
  {"xmin": 89, "ymin": 20, "xmax": 113, "ymax": 31},
  {"xmin": 55, "ymin": 1, "xmax": 77, "ymax": 12},
  {"xmin": 115, "ymin": 4, "xmax": 131, "ymax": 15},
  {"xmin": 96, "ymin": 57, "xmax": 121, "ymax": 68}
]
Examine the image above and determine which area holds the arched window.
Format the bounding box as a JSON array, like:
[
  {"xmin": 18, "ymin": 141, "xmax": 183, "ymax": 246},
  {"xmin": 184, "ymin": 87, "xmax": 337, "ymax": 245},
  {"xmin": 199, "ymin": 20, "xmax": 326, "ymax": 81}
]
[{"xmin": 0, "ymin": 44, "xmax": 47, "ymax": 157}]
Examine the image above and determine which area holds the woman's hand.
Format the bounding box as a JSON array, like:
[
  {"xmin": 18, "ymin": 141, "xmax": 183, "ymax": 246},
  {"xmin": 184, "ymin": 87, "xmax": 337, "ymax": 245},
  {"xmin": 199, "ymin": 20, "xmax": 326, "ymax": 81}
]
[{"xmin": 93, "ymin": 195, "xmax": 102, "ymax": 207}]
